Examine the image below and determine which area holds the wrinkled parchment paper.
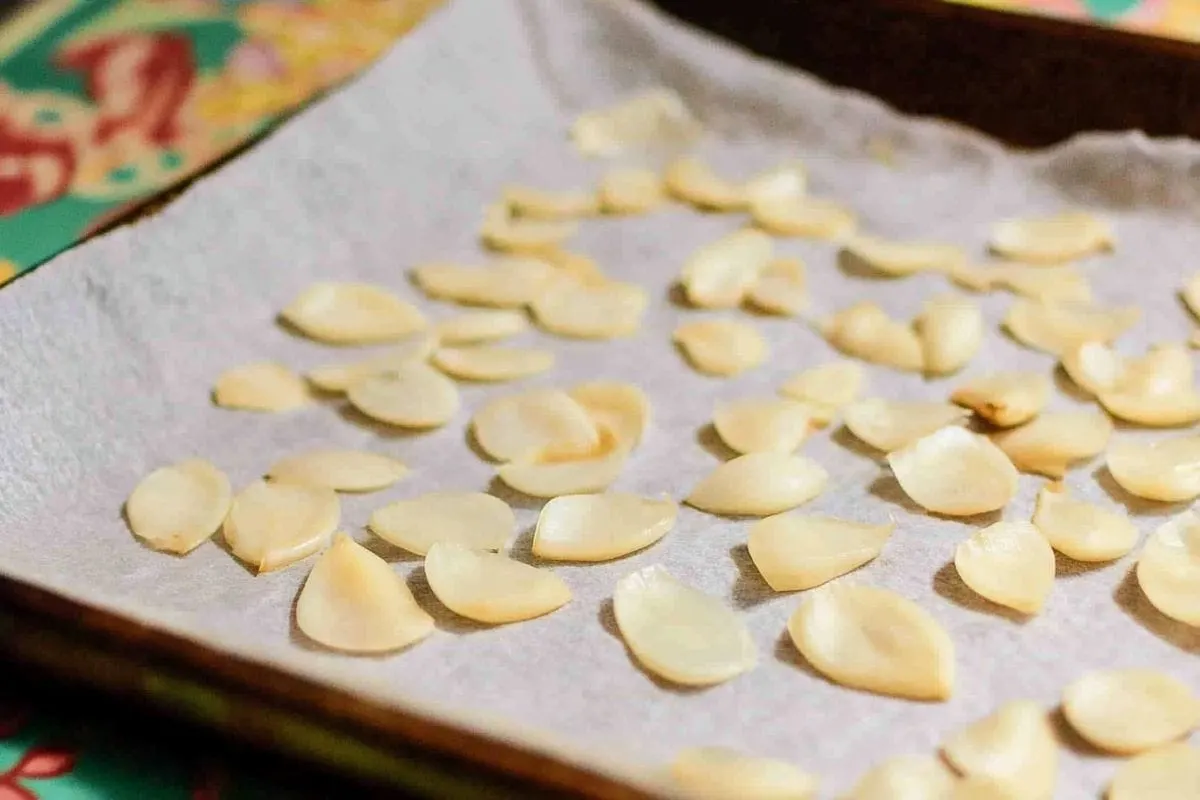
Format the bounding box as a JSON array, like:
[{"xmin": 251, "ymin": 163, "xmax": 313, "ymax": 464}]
[{"xmin": 2, "ymin": 0, "xmax": 1199, "ymax": 795}]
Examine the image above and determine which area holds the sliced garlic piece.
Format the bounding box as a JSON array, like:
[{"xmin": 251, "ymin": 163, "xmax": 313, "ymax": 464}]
[
  {"xmin": 991, "ymin": 410, "xmax": 1113, "ymax": 477},
  {"xmin": 950, "ymin": 371, "xmax": 1050, "ymax": 427},
  {"xmin": 842, "ymin": 755, "xmax": 958, "ymax": 800},
  {"xmin": 823, "ymin": 302, "xmax": 924, "ymax": 372},
  {"xmin": 412, "ymin": 257, "xmax": 557, "ymax": 308},
  {"xmin": 788, "ymin": 584, "xmax": 955, "ymax": 701},
  {"xmin": 940, "ymin": 700, "xmax": 1058, "ymax": 800},
  {"xmin": 570, "ymin": 88, "xmax": 701, "ymax": 158},
  {"xmin": 369, "ymin": 491, "xmax": 514, "ymax": 555},
  {"xmin": 471, "ymin": 389, "xmax": 599, "ymax": 462},
  {"xmin": 424, "ymin": 541, "xmax": 570, "ymax": 624},
  {"xmin": 842, "ymin": 235, "xmax": 965, "ymax": 277},
  {"xmin": 295, "ymin": 533, "xmax": 433, "ymax": 653},
  {"xmin": 125, "ymin": 459, "xmax": 232, "ymax": 554},
  {"xmin": 1099, "ymin": 388, "xmax": 1200, "ymax": 428},
  {"xmin": 1031, "ymin": 483, "xmax": 1138, "ymax": 562},
  {"xmin": 1107, "ymin": 435, "xmax": 1200, "ymax": 502},
  {"xmin": 751, "ymin": 196, "xmax": 856, "ymax": 239},
  {"xmin": 842, "ymin": 398, "xmax": 969, "ymax": 453},
  {"xmin": 915, "ymin": 295, "xmax": 983, "ymax": 376},
  {"xmin": 434, "ymin": 310, "xmax": 528, "ymax": 345},
  {"xmin": 664, "ymin": 157, "xmax": 747, "ymax": 211},
  {"xmin": 267, "ymin": 450, "xmax": 407, "ymax": 493},
  {"xmin": 613, "ymin": 565, "xmax": 756, "ymax": 686},
  {"xmin": 1003, "ymin": 298, "xmax": 1139, "ymax": 356},
  {"xmin": 1182, "ymin": 272, "xmax": 1200, "ymax": 321},
  {"xmin": 954, "ymin": 521, "xmax": 1056, "ymax": 614},
  {"xmin": 531, "ymin": 278, "xmax": 647, "ymax": 339},
  {"xmin": 671, "ymin": 747, "xmax": 817, "ymax": 800},
  {"xmin": 1062, "ymin": 669, "xmax": 1200, "ymax": 755},
  {"xmin": 887, "ymin": 427, "xmax": 1019, "ymax": 516},
  {"xmin": 480, "ymin": 203, "xmax": 576, "ymax": 254},
  {"xmin": 1125, "ymin": 344, "xmax": 1195, "ymax": 396},
  {"xmin": 947, "ymin": 777, "xmax": 1019, "ymax": 800},
  {"xmin": 431, "ymin": 345, "xmax": 553, "ymax": 382},
  {"xmin": 779, "ymin": 361, "xmax": 866, "ymax": 425},
  {"xmin": 346, "ymin": 361, "xmax": 459, "ymax": 428},
  {"xmin": 1137, "ymin": 512, "xmax": 1200, "ymax": 625},
  {"xmin": 223, "ymin": 480, "xmax": 339, "ymax": 572},
  {"xmin": 306, "ymin": 333, "xmax": 438, "ymax": 393},
  {"xmin": 533, "ymin": 493, "xmax": 676, "ymax": 562},
  {"xmin": 747, "ymin": 514, "xmax": 893, "ymax": 591},
  {"xmin": 568, "ymin": 382, "xmax": 650, "ymax": 449},
  {"xmin": 984, "ymin": 263, "xmax": 1093, "ymax": 303},
  {"xmin": 503, "ymin": 185, "xmax": 597, "ymax": 220},
  {"xmin": 598, "ymin": 167, "xmax": 665, "ymax": 215},
  {"xmin": 680, "ymin": 229, "xmax": 774, "ymax": 309},
  {"xmin": 496, "ymin": 426, "xmax": 629, "ymax": 498},
  {"xmin": 687, "ymin": 453, "xmax": 828, "ymax": 516},
  {"xmin": 280, "ymin": 282, "xmax": 426, "ymax": 345},
  {"xmin": 674, "ymin": 319, "xmax": 768, "ymax": 377},
  {"xmin": 745, "ymin": 256, "xmax": 807, "ymax": 316},
  {"xmin": 1107, "ymin": 743, "xmax": 1200, "ymax": 800},
  {"xmin": 743, "ymin": 161, "xmax": 808, "ymax": 205},
  {"xmin": 540, "ymin": 249, "xmax": 608, "ymax": 286},
  {"xmin": 713, "ymin": 398, "xmax": 813, "ymax": 454},
  {"xmin": 989, "ymin": 211, "xmax": 1112, "ymax": 264},
  {"xmin": 213, "ymin": 362, "xmax": 310, "ymax": 412},
  {"xmin": 1060, "ymin": 340, "xmax": 1125, "ymax": 397}
]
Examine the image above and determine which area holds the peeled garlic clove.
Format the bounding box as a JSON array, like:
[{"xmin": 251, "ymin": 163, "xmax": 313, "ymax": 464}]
[
  {"xmin": 954, "ymin": 521, "xmax": 1056, "ymax": 614},
  {"xmin": 915, "ymin": 294, "xmax": 983, "ymax": 376},
  {"xmin": 570, "ymin": 88, "xmax": 701, "ymax": 158},
  {"xmin": 940, "ymin": 700, "xmax": 1058, "ymax": 800},
  {"xmin": 434, "ymin": 310, "xmax": 528, "ymax": 345},
  {"xmin": 598, "ymin": 167, "xmax": 666, "ymax": 215},
  {"xmin": 1062, "ymin": 669, "xmax": 1200, "ymax": 755},
  {"xmin": 674, "ymin": 319, "xmax": 768, "ymax": 377},
  {"xmin": 497, "ymin": 426, "xmax": 629, "ymax": 498},
  {"xmin": 424, "ymin": 541, "xmax": 570, "ymax": 624},
  {"xmin": 1031, "ymin": 482, "xmax": 1137, "ymax": 562},
  {"xmin": 480, "ymin": 203, "xmax": 576, "ymax": 254},
  {"xmin": 369, "ymin": 491, "xmax": 514, "ymax": 555},
  {"xmin": 1099, "ymin": 388, "xmax": 1200, "ymax": 428},
  {"xmin": 843, "ymin": 755, "xmax": 957, "ymax": 800},
  {"xmin": 568, "ymin": 381, "xmax": 650, "ymax": 449},
  {"xmin": 713, "ymin": 398, "xmax": 813, "ymax": 454},
  {"xmin": 680, "ymin": 229, "xmax": 774, "ymax": 309},
  {"xmin": 743, "ymin": 161, "xmax": 807, "ymax": 205},
  {"xmin": 471, "ymin": 389, "xmax": 599, "ymax": 462},
  {"xmin": 887, "ymin": 427, "xmax": 1019, "ymax": 516},
  {"xmin": 213, "ymin": 362, "xmax": 311, "ymax": 412},
  {"xmin": 126, "ymin": 459, "xmax": 232, "ymax": 554},
  {"xmin": 671, "ymin": 747, "xmax": 817, "ymax": 800},
  {"xmin": 295, "ymin": 533, "xmax": 433, "ymax": 653},
  {"xmin": 950, "ymin": 371, "xmax": 1050, "ymax": 428},
  {"xmin": 751, "ymin": 196, "xmax": 856, "ymax": 239},
  {"xmin": 1126, "ymin": 343, "xmax": 1195, "ymax": 396},
  {"xmin": 280, "ymin": 282, "xmax": 426, "ymax": 345},
  {"xmin": 989, "ymin": 211, "xmax": 1112, "ymax": 264},
  {"xmin": 1107, "ymin": 743, "xmax": 1200, "ymax": 800},
  {"xmin": 1003, "ymin": 298, "xmax": 1139, "ymax": 356},
  {"xmin": 991, "ymin": 410, "xmax": 1113, "ymax": 477},
  {"xmin": 531, "ymin": 278, "xmax": 647, "ymax": 339},
  {"xmin": 613, "ymin": 565, "xmax": 756, "ymax": 686},
  {"xmin": 780, "ymin": 361, "xmax": 866, "ymax": 425},
  {"xmin": 842, "ymin": 398, "xmax": 969, "ymax": 453},
  {"xmin": 947, "ymin": 777, "xmax": 1020, "ymax": 800},
  {"xmin": 1107, "ymin": 435, "xmax": 1200, "ymax": 502},
  {"xmin": 962, "ymin": 263, "xmax": 1093, "ymax": 303},
  {"xmin": 431, "ymin": 345, "xmax": 554, "ymax": 382},
  {"xmin": 1182, "ymin": 272, "xmax": 1200, "ymax": 321},
  {"xmin": 533, "ymin": 493, "xmax": 676, "ymax": 562},
  {"xmin": 1136, "ymin": 512, "xmax": 1200, "ymax": 625},
  {"xmin": 788, "ymin": 584, "xmax": 955, "ymax": 701},
  {"xmin": 267, "ymin": 450, "xmax": 407, "ymax": 493},
  {"xmin": 747, "ymin": 514, "xmax": 893, "ymax": 591},
  {"xmin": 664, "ymin": 157, "xmax": 747, "ymax": 211},
  {"xmin": 687, "ymin": 453, "xmax": 828, "ymax": 516},
  {"xmin": 346, "ymin": 361, "xmax": 460, "ymax": 428},
  {"xmin": 745, "ymin": 256, "xmax": 807, "ymax": 316},
  {"xmin": 842, "ymin": 235, "xmax": 965, "ymax": 276},
  {"xmin": 306, "ymin": 333, "xmax": 438, "ymax": 393},
  {"xmin": 223, "ymin": 480, "xmax": 340, "ymax": 572},
  {"xmin": 1060, "ymin": 340, "xmax": 1124, "ymax": 397},
  {"xmin": 412, "ymin": 257, "xmax": 557, "ymax": 308},
  {"xmin": 540, "ymin": 249, "xmax": 608, "ymax": 286},
  {"xmin": 503, "ymin": 185, "xmax": 597, "ymax": 220},
  {"xmin": 823, "ymin": 302, "xmax": 924, "ymax": 372}
]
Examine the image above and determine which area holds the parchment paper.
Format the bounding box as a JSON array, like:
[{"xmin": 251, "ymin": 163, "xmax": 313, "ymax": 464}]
[{"xmin": 1, "ymin": 0, "xmax": 1198, "ymax": 796}]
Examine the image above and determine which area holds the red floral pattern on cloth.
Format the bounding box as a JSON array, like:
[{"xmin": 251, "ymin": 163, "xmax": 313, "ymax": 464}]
[{"xmin": 0, "ymin": 703, "xmax": 78, "ymax": 800}]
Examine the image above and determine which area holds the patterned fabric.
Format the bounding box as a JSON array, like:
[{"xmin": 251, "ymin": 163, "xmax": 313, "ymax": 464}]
[{"xmin": 947, "ymin": 0, "xmax": 1200, "ymax": 41}]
